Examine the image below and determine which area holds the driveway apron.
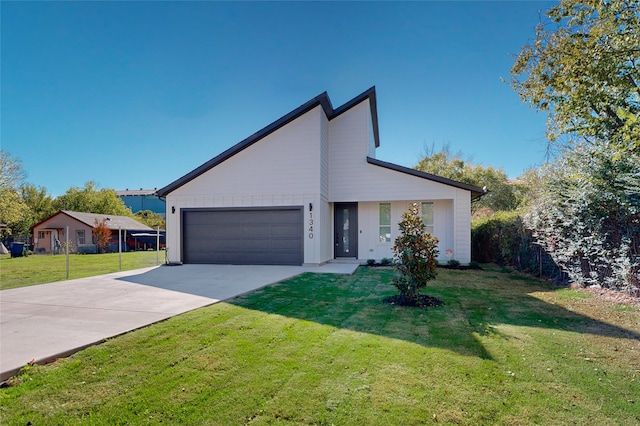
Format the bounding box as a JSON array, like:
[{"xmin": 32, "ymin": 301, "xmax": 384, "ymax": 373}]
[{"xmin": 0, "ymin": 263, "xmax": 358, "ymax": 382}]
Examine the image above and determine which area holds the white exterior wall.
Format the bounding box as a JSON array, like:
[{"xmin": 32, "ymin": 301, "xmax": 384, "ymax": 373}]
[
  {"xmin": 318, "ymin": 111, "xmax": 332, "ymax": 264},
  {"xmin": 357, "ymin": 200, "xmax": 455, "ymax": 263},
  {"xmin": 328, "ymin": 99, "xmax": 473, "ymax": 264},
  {"xmin": 453, "ymin": 190, "xmax": 472, "ymax": 263},
  {"xmin": 163, "ymin": 94, "xmax": 474, "ymax": 265},
  {"xmin": 367, "ymin": 109, "xmax": 376, "ymax": 158},
  {"xmin": 165, "ymin": 106, "xmax": 328, "ymax": 265}
]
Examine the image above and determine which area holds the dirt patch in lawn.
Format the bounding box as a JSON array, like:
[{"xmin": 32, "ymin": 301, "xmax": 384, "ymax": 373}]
[{"xmin": 575, "ymin": 285, "xmax": 640, "ymax": 308}]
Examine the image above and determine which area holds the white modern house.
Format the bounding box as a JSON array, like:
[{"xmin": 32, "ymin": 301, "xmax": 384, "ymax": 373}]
[{"xmin": 157, "ymin": 87, "xmax": 485, "ymax": 266}]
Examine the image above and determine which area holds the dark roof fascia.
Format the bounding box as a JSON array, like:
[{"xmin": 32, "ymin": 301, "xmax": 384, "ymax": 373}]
[
  {"xmin": 156, "ymin": 87, "xmax": 379, "ymax": 197},
  {"xmin": 366, "ymin": 157, "xmax": 487, "ymax": 200}
]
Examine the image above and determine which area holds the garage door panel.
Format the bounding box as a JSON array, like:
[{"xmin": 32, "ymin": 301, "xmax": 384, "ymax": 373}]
[
  {"xmin": 271, "ymin": 225, "xmax": 300, "ymax": 237},
  {"xmin": 183, "ymin": 208, "xmax": 303, "ymax": 265}
]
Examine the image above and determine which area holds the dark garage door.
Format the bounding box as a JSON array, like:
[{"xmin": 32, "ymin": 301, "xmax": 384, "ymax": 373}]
[{"xmin": 182, "ymin": 208, "xmax": 303, "ymax": 265}]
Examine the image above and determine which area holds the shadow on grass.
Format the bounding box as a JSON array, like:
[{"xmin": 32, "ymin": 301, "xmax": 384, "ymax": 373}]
[{"xmin": 223, "ymin": 267, "xmax": 640, "ymax": 360}]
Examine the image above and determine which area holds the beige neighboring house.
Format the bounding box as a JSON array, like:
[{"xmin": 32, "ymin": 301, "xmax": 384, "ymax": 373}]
[{"xmin": 31, "ymin": 211, "xmax": 153, "ymax": 254}]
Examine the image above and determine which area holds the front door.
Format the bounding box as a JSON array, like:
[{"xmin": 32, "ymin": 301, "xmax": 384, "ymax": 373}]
[
  {"xmin": 334, "ymin": 203, "xmax": 358, "ymax": 258},
  {"xmin": 50, "ymin": 230, "xmax": 59, "ymax": 253}
]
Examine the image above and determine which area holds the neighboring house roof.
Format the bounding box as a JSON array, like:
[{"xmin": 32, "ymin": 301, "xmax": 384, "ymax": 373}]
[
  {"xmin": 157, "ymin": 87, "xmax": 379, "ymax": 197},
  {"xmin": 31, "ymin": 211, "xmax": 153, "ymax": 232},
  {"xmin": 366, "ymin": 158, "xmax": 486, "ymax": 200},
  {"xmin": 115, "ymin": 189, "xmax": 159, "ymax": 196}
]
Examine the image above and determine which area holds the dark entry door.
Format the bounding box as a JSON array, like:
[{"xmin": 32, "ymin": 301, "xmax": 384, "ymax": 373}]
[{"xmin": 334, "ymin": 203, "xmax": 358, "ymax": 258}]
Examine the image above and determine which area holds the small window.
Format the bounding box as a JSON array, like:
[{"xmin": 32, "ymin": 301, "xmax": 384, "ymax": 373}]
[
  {"xmin": 422, "ymin": 202, "xmax": 434, "ymax": 235},
  {"xmin": 38, "ymin": 231, "xmax": 45, "ymax": 239},
  {"xmin": 379, "ymin": 203, "xmax": 391, "ymax": 243},
  {"xmin": 77, "ymin": 230, "xmax": 85, "ymax": 245}
]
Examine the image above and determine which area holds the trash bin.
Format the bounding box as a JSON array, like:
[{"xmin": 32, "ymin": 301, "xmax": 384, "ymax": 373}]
[{"xmin": 10, "ymin": 242, "xmax": 24, "ymax": 258}]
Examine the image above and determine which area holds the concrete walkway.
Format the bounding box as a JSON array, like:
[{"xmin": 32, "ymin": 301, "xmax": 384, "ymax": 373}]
[{"xmin": 0, "ymin": 262, "xmax": 358, "ymax": 382}]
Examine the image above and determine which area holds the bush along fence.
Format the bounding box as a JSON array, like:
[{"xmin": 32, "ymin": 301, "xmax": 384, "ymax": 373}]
[{"xmin": 471, "ymin": 211, "xmax": 568, "ymax": 285}]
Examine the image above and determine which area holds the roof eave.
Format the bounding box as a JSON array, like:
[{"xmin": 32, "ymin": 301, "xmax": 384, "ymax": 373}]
[{"xmin": 366, "ymin": 157, "xmax": 488, "ymax": 200}]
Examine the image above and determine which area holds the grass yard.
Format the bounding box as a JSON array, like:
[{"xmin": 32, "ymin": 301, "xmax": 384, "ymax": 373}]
[
  {"xmin": 1, "ymin": 266, "xmax": 639, "ymax": 425},
  {"xmin": 0, "ymin": 251, "xmax": 165, "ymax": 290}
]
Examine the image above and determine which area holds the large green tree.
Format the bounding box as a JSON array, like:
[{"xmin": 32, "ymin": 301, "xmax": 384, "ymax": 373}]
[
  {"xmin": 511, "ymin": 0, "xmax": 640, "ymax": 292},
  {"xmin": 54, "ymin": 181, "xmax": 132, "ymax": 216},
  {"xmin": 19, "ymin": 183, "xmax": 56, "ymax": 227},
  {"xmin": 0, "ymin": 150, "xmax": 26, "ymax": 191},
  {"xmin": 414, "ymin": 145, "xmax": 518, "ymax": 214},
  {"xmin": 0, "ymin": 151, "xmax": 28, "ymax": 236},
  {"xmin": 525, "ymin": 144, "xmax": 639, "ymax": 292},
  {"xmin": 0, "ymin": 188, "xmax": 29, "ymax": 236},
  {"xmin": 510, "ymin": 0, "xmax": 639, "ymax": 150}
]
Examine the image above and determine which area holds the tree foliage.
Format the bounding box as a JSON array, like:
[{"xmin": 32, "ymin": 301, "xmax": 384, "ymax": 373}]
[
  {"xmin": 0, "ymin": 151, "xmax": 29, "ymax": 236},
  {"xmin": 134, "ymin": 210, "xmax": 165, "ymax": 230},
  {"xmin": 392, "ymin": 203, "xmax": 439, "ymax": 300},
  {"xmin": 0, "ymin": 188, "xmax": 29, "ymax": 237},
  {"xmin": 0, "ymin": 150, "xmax": 26, "ymax": 190},
  {"xmin": 524, "ymin": 144, "xmax": 639, "ymax": 294},
  {"xmin": 507, "ymin": 1, "xmax": 640, "ymax": 294},
  {"xmin": 92, "ymin": 219, "xmax": 112, "ymax": 253},
  {"xmin": 54, "ymin": 181, "xmax": 132, "ymax": 216},
  {"xmin": 18, "ymin": 184, "xmax": 56, "ymax": 232},
  {"xmin": 510, "ymin": 0, "xmax": 640, "ymax": 151},
  {"xmin": 415, "ymin": 144, "xmax": 518, "ymax": 213}
]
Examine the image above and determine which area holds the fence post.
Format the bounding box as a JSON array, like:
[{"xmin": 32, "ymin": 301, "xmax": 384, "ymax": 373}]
[
  {"xmin": 118, "ymin": 225, "xmax": 122, "ymax": 271},
  {"xmin": 66, "ymin": 226, "xmax": 70, "ymax": 279}
]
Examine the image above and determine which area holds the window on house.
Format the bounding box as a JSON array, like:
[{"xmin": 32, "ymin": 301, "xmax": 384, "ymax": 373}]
[
  {"xmin": 38, "ymin": 231, "xmax": 45, "ymax": 239},
  {"xmin": 77, "ymin": 230, "xmax": 85, "ymax": 245},
  {"xmin": 379, "ymin": 203, "xmax": 391, "ymax": 243},
  {"xmin": 422, "ymin": 202, "xmax": 434, "ymax": 235}
]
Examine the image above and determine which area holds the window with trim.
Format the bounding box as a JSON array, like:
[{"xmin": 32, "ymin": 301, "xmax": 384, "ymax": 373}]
[
  {"xmin": 38, "ymin": 231, "xmax": 45, "ymax": 239},
  {"xmin": 421, "ymin": 202, "xmax": 434, "ymax": 235},
  {"xmin": 379, "ymin": 203, "xmax": 391, "ymax": 243},
  {"xmin": 77, "ymin": 230, "xmax": 85, "ymax": 245}
]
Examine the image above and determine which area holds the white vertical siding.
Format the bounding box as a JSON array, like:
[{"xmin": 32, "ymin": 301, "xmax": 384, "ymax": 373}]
[
  {"xmin": 320, "ymin": 112, "xmax": 329, "ymax": 200},
  {"xmin": 328, "ymin": 102, "xmax": 370, "ymax": 202},
  {"xmin": 434, "ymin": 200, "xmax": 454, "ymax": 260},
  {"xmin": 453, "ymin": 190, "xmax": 472, "ymax": 263},
  {"xmin": 318, "ymin": 199, "xmax": 332, "ymax": 264},
  {"xmin": 357, "ymin": 200, "xmax": 456, "ymax": 263}
]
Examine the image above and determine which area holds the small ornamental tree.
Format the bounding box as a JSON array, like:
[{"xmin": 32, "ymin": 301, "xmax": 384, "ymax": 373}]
[
  {"xmin": 392, "ymin": 203, "xmax": 439, "ymax": 301},
  {"xmin": 92, "ymin": 218, "xmax": 111, "ymax": 253}
]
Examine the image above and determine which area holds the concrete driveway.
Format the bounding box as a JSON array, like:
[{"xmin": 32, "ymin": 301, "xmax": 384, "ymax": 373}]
[{"xmin": 0, "ymin": 262, "xmax": 358, "ymax": 382}]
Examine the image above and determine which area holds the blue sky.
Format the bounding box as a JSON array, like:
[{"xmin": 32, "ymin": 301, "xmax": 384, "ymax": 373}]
[{"xmin": 2, "ymin": 1, "xmax": 555, "ymax": 197}]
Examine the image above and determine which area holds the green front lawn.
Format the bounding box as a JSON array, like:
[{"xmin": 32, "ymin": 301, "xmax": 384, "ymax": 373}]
[
  {"xmin": 0, "ymin": 251, "xmax": 165, "ymax": 290},
  {"xmin": 1, "ymin": 267, "xmax": 639, "ymax": 425}
]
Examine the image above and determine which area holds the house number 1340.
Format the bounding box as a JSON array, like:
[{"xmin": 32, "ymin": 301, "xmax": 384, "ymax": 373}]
[{"xmin": 308, "ymin": 211, "xmax": 314, "ymax": 239}]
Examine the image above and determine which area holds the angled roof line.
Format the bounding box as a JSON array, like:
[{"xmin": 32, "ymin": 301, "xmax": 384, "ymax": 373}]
[
  {"xmin": 366, "ymin": 157, "xmax": 488, "ymax": 200},
  {"xmin": 30, "ymin": 210, "xmax": 153, "ymax": 232},
  {"xmin": 156, "ymin": 87, "xmax": 379, "ymax": 197}
]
